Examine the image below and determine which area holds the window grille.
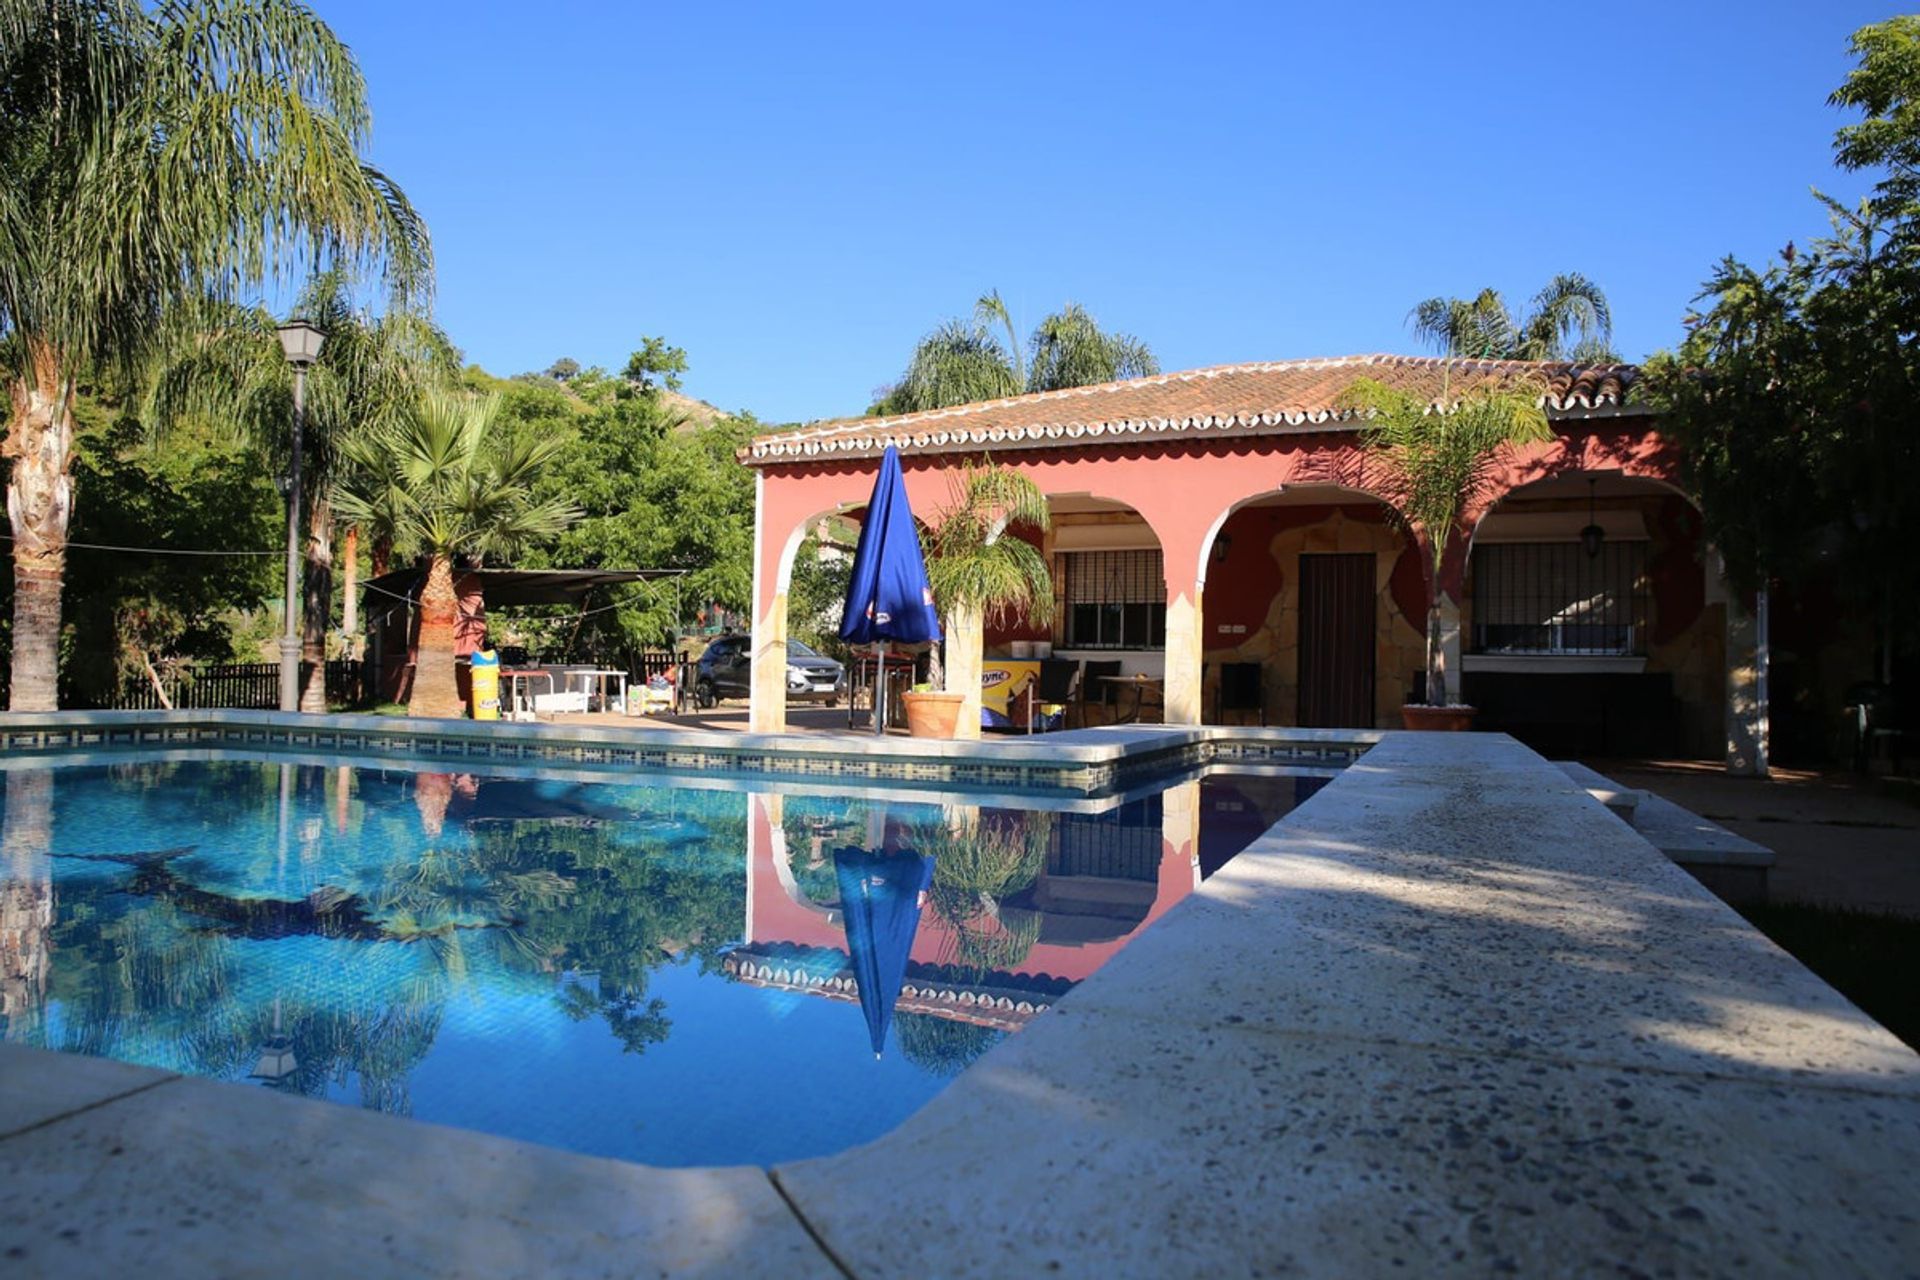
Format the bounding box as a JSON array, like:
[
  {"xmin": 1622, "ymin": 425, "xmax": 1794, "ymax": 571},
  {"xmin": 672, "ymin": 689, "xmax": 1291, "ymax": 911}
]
[
  {"xmin": 1471, "ymin": 541, "xmax": 1650, "ymax": 656},
  {"xmin": 1062, "ymin": 550, "xmax": 1165, "ymax": 649}
]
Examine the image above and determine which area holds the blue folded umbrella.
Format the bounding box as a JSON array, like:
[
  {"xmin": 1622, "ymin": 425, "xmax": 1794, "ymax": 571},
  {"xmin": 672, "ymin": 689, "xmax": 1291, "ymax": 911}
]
[
  {"xmin": 834, "ymin": 843, "xmax": 935, "ymax": 1058},
  {"xmin": 841, "ymin": 445, "xmax": 940, "ymax": 647},
  {"xmin": 840, "ymin": 446, "xmax": 940, "ymax": 733}
]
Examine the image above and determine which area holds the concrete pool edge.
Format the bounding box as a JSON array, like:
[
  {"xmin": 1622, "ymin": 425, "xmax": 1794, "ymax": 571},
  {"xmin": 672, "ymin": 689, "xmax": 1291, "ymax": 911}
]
[{"xmin": 3, "ymin": 732, "xmax": 1917, "ymax": 1276}]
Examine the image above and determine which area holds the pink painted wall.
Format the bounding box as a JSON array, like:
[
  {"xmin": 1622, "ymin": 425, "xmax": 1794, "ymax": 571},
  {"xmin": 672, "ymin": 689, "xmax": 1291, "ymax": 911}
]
[
  {"xmin": 746, "ymin": 798, "xmax": 1197, "ymax": 985},
  {"xmin": 756, "ymin": 420, "xmax": 1683, "ymax": 621}
]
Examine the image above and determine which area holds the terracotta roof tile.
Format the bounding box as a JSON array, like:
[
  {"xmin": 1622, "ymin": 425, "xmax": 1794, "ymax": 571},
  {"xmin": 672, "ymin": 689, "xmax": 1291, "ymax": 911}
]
[{"xmin": 744, "ymin": 354, "xmax": 1641, "ymax": 465}]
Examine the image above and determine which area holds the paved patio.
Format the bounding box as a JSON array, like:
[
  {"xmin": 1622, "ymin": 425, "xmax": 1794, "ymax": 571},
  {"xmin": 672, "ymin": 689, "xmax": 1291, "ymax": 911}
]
[{"xmin": 1589, "ymin": 758, "xmax": 1920, "ymax": 916}]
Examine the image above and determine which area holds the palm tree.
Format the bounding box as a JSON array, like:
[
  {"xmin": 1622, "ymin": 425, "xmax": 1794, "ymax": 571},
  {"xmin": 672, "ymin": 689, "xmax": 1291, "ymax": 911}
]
[
  {"xmin": 1338, "ymin": 373, "xmax": 1551, "ymax": 708},
  {"xmin": 0, "ymin": 0, "xmax": 430, "ymax": 711},
  {"xmin": 922, "ymin": 464, "xmax": 1053, "ymax": 690},
  {"xmin": 146, "ymin": 274, "xmax": 457, "ymax": 708},
  {"xmin": 1409, "ymin": 275, "xmax": 1617, "ymax": 363},
  {"xmin": 873, "ymin": 293, "xmax": 1158, "ymax": 415},
  {"xmin": 336, "ymin": 390, "xmax": 578, "ymax": 718}
]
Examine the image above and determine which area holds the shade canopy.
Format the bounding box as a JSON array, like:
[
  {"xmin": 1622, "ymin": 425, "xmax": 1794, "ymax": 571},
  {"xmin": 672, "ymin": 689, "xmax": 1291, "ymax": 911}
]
[
  {"xmin": 363, "ymin": 566, "xmax": 684, "ymax": 609},
  {"xmin": 834, "ymin": 843, "xmax": 935, "ymax": 1058},
  {"xmin": 840, "ymin": 446, "xmax": 940, "ymax": 645}
]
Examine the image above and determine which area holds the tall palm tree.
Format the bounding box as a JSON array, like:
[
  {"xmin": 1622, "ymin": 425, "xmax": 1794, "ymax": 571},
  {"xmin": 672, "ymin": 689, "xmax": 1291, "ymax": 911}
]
[
  {"xmin": 146, "ymin": 274, "xmax": 458, "ymax": 708},
  {"xmin": 336, "ymin": 391, "xmax": 578, "ymax": 718},
  {"xmin": 873, "ymin": 293, "xmax": 1158, "ymax": 415},
  {"xmin": 1409, "ymin": 275, "xmax": 1617, "ymax": 363},
  {"xmin": 0, "ymin": 0, "xmax": 431, "ymax": 711},
  {"xmin": 1337, "ymin": 373, "xmax": 1551, "ymax": 707}
]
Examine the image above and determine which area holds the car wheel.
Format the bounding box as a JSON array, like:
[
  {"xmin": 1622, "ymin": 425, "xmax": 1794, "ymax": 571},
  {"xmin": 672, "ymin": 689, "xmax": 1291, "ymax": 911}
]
[{"xmin": 696, "ymin": 679, "xmax": 717, "ymax": 710}]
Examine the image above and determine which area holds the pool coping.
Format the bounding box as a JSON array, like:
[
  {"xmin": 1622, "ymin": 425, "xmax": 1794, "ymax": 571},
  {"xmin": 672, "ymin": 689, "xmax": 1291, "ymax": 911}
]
[{"xmin": 2, "ymin": 725, "xmax": 1917, "ymax": 1276}]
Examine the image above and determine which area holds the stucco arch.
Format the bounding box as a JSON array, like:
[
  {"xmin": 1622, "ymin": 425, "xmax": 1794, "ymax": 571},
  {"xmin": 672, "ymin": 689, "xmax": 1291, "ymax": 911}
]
[{"xmin": 1199, "ymin": 485, "xmax": 1424, "ymax": 727}]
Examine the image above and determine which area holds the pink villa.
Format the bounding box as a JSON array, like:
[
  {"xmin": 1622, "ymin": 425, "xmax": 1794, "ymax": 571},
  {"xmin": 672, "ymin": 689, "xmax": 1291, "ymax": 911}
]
[{"xmin": 741, "ymin": 354, "xmax": 1768, "ymax": 767}]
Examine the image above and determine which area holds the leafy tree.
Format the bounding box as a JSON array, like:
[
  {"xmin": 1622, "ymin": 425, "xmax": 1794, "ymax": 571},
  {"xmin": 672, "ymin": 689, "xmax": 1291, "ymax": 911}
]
[
  {"xmin": 336, "ymin": 391, "xmax": 577, "ymax": 717},
  {"xmin": 61, "ymin": 412, "xmax": 281, "ymax": 706},
  {"xmin": 544, "ymin": 357, "xmax": 582, "ymax": 382},
  {"xmin": 146, "ymin": 274, "xmax": 457, "ymax": 706},
  {"xmin": 1643, "ymin": 16, "xmax": 1920, "ymax": 687},
  {"xmin": 872, "ymin": 293, "xmax": 1158, "ymax": 414},
  {"xmin": 788, "ymin": 521, "xmax": 858, "ymax": 658},
  {"xmin": 0, "ymin": 0, "xmax": 430, "ymax": 711},
  {"xmin": 1831, "ymin": 15, "xmax": 1920, "ymax": 216},
  {"xmin": 622, "ymin": 337, "xmax": 689, "ymax": 393},
  {"xmin": 1338, "ymin": 374, "xmax": 1550, "ymax": 707},
  {"xmin": 1409, "ymin": 276, "xmax": 1617, "ymax": 362},
  {"xmin": 506, "ymin": 375, "xmax": 757, "ymax": 664}
]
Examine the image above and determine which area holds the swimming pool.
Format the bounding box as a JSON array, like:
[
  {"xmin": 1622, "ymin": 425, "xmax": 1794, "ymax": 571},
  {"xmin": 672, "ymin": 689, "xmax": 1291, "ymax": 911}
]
[{"xmin": 0, "ymin": 756, "xmax": 1334, "ymax": 1166}]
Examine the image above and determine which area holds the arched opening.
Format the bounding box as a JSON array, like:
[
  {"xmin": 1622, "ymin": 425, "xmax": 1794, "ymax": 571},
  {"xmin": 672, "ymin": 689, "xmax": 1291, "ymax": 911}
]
[
  {"xmin": 1197, "ymin": 486, "xmax": 1424, "ymax": 728},
  {"xmin": 1463, "ymin": 471, "xmax": 1722, "ymax": 757},
  {"xmin": 977, "ymin": 492, "xmax": 1169, "ymax": 727}
]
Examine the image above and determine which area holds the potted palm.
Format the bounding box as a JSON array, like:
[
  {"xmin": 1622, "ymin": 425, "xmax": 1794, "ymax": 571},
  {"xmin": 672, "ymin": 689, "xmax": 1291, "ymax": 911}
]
[
  {"xmin": 336, "ymin": 390, "xmax": 578, "ymax": 718},
  {"xmin": 1337, "ymin": 369, "xmax": 1551, "ymax": 730},
  {"xmin": 904, "ymin": 463, "xmax": 1052, "ymax": 739}
]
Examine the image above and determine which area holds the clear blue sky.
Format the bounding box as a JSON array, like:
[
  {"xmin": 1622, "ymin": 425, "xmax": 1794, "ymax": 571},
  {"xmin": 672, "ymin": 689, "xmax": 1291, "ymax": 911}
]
[{"xmin": 319, "ymin": 0, "xmax": 1894, "ymax": 424}]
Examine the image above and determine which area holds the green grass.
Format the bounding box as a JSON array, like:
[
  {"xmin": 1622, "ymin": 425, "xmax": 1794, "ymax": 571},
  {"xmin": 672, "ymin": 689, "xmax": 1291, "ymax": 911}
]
[{"xmin": 1739, "ymin": 901, "xmax": 1920, "ymax": 1050}]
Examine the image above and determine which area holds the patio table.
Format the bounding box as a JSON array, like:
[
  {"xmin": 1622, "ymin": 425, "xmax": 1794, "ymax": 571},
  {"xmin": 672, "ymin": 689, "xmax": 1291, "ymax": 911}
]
[
  {"xmin": 1097, "ymin": 674, "xmax": 1164, "ymax": 725},
  {"xmin": 565, "ymin": 668, "xmax": 629, "ymax": 715}
]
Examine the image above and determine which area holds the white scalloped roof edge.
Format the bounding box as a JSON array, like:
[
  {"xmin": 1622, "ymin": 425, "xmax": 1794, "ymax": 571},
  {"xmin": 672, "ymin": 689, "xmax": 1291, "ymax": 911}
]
[{"xmin": 746, "ymin": 354, "xmax": 1637, "ymax": 462}]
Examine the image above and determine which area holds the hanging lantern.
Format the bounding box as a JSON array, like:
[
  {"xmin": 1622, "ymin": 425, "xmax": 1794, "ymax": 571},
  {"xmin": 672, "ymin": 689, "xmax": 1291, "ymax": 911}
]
[{"xmin": 1580, "ymin": 477, "xmax": 1604, "ymax": 560}]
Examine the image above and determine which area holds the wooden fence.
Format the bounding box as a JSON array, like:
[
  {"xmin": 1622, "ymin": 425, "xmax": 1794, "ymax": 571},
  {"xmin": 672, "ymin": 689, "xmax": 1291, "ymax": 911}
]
[{"xmin": 107, "ymin": 660, "xmax": 367, "ymax": 711}]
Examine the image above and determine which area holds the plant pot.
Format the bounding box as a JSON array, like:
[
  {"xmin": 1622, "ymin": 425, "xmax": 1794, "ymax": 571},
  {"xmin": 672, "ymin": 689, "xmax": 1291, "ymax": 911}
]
[
  {"xmin": 901, "ymin": 690, "xmax": 967, "ymax": 739},
  {"xmin": 1400, "ymin": 704, "xmax": 1477, "ymax": 732}
]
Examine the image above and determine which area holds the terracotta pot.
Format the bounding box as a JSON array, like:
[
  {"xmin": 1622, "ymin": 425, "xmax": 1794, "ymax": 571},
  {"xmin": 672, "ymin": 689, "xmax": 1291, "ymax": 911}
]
[
  {"xmin": 1400, "ymin": 704, "xmax": 1477, "ymax": 732},
  {"xmin": 901, "ymin": 690, "xmax": 967, "ymax": 739}
]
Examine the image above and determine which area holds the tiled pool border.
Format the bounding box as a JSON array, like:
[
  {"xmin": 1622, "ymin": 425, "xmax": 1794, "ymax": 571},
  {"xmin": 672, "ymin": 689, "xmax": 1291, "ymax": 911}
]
[{"xmin": 0, "ymin": 709, "xmax": 1376, "ymax": 796}]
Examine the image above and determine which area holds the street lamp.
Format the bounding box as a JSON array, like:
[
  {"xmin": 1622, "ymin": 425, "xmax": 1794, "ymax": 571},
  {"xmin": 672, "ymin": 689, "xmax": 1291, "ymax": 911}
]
[{"xmin": 277, "ymin": 319, "xmax": 325, "ymax": 713}]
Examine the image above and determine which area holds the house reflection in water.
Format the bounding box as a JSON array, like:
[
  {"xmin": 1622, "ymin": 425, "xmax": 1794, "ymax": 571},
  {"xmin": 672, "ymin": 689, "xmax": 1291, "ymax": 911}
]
[{"xmin": 729, "ymin": 785, "xmax": 1202, "ymax": 1038}]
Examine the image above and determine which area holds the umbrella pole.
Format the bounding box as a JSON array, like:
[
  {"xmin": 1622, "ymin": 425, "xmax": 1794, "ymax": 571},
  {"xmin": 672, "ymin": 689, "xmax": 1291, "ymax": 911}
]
[{"xmin": 874, "ymin": 640, "xmax": 887, "ymax": 736}]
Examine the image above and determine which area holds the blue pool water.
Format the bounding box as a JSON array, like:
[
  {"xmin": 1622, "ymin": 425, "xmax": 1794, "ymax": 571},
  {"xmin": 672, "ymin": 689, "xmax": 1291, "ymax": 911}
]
[{"xmin": 0, "ymin": 758, "xmax": 1332, "ymax": 1166}]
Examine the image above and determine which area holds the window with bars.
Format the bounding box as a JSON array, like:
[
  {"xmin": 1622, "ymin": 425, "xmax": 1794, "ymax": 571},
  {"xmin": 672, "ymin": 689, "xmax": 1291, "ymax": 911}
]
[
  {"xmin": 1471, "ymin": 541, "xmax": 1651, "ymax": 656},
  {"xmin": 1061, "ymin": 549, "xmax": 1166, "ymax": 649}
]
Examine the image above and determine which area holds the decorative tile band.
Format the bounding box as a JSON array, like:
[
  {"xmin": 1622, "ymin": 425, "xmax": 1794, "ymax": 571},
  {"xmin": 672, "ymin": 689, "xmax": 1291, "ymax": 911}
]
[{"xmin": 3, "ymin": 715, "xmax": 1373, "ymax": 796}]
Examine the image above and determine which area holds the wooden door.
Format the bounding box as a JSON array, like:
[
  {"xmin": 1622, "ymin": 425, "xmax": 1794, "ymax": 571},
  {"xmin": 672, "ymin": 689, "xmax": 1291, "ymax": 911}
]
[{"xmin": 1297, "ymin": 553, "xmax": 1376, "ymax": 728}]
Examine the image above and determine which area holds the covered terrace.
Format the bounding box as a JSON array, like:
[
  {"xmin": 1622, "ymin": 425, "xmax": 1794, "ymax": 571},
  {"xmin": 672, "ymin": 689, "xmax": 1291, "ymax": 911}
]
[{"xmin": 743, "ymin": 354, "xmax": 1766, "ymax": 766}]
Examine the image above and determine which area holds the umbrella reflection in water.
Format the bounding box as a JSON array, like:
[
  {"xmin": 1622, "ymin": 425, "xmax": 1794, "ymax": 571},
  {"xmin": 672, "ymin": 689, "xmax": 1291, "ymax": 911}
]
[{"xmin": 833, "ymin": 839, "xmax": 934, "ymax": 1059}]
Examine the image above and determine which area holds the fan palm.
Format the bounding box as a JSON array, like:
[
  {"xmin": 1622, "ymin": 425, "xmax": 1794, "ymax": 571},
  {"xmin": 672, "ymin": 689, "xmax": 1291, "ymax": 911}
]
[
  {"xmin": 873, "ymin": 292, "xmax": 1158, "ymax": 414},
  {"xmin": 336, "ymin": 390, "xmax": 578, "ymax": 718},
  {"xmin": 1338, "ymin": 373, "xmax": 1552, "ymax": 707},
  {"xmin": 1409, "ymin": 276, "xmax": 1617, "ymax": 363},
  {"xmin": 145, "ymin": 273, "xmax": 457, "ymax": 708},
  {"xmin": 0, "ymin": 0, "xmax": 431, "ymax": 710}
]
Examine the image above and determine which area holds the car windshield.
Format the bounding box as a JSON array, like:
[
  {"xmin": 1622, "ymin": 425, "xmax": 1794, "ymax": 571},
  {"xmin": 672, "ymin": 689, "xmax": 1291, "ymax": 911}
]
[{"xmin": 786, "ymin": 640, "xmax": 823, "ymax": 659}]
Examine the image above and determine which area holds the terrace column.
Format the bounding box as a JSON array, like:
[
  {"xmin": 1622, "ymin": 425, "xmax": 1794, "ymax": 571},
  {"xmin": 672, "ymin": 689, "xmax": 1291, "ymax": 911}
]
[
  {"xmin": 1163, "ymin": 584, "xmax": 1204, "ymax": 726},
  {"xmin": 1156, "ymin": 518, "xmax": 1207, "ymax": 728},
  {"xmin": 749, "ymin": 474, "xmax": 790, "ymax": 735},
  {"xmin": 946, "ymin": 603, "xmax": 984, "ymax": 742}
]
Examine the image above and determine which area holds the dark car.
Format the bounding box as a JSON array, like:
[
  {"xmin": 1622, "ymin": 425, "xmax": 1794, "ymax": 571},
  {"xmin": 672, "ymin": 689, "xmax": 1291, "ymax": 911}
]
[{"xmin": 695, "ymin": 635, "xmax": 844, "ymax": 707}]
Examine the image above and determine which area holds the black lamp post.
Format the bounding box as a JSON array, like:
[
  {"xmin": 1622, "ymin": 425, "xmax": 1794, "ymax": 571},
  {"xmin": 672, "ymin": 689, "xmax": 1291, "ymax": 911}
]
[{"xmin": 276, "ymin": 319, "xmax": 326, "ymax": 713}]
